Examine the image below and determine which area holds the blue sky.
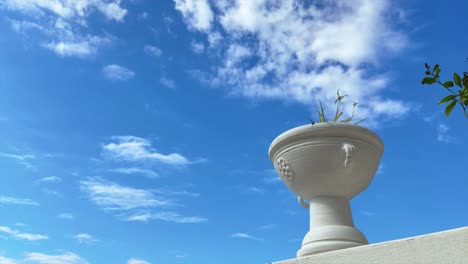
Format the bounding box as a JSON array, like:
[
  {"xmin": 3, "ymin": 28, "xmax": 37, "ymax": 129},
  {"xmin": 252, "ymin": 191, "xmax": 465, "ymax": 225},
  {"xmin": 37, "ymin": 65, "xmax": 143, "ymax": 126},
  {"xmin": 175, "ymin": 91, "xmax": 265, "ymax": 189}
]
[{"xmin": 0, "ymin": 0, "xmax": 467, "ymax": 263}]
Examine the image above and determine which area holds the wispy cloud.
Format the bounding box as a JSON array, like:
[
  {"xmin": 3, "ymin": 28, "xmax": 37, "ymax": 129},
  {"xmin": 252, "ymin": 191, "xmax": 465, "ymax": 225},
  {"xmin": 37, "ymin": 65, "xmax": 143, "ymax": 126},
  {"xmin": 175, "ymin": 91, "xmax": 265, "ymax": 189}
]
[
  {"xmin": 175, "ymin": 0, "xmax": 411, "ymax": 124},
  {"xmin": 24, "ymin": 252, "xmax": 88, "ymax": 264},
  {"xmin": 259, "ymin": 224, "xmax": 276, "ymax": 230},
  {"xmin": 102, "ymin": 65, "xmax": 135, "ymax": 81},
  {"xmin": 191, "ymin": 40, "xmax": 205, "ymax": 54},
  {"xmin": 152, "ymin": 189, "xmax": 200, "ymax": 198},
  {"xmin": 0, "ymin": 152, "xmax": 37, "ymax": 171},
  {"xmin": 80, "ymin": 178, "xmax": 169, "ymax": 211},
  {"xmin": 144, "ymin": 45, "xmax": 162, "ymax": 57},
  {"xmin": 361, "ymin": 210, "xmax": 377, "ymax": 217},
  {"xmin": 80, "ymin": 178, "xmax": 206, "ymax": 223},
  {"xmin": 129, "ymin": 212, "xmax": 207, "ymax": 223},
  {"xmin": 2, "ymin": 1, "xmax": 126, "ymax": 58},
  {"xmin": 43, "ymin": 36, "xmax": 112, "ymax": 58},
  {"xmin": 0, "ymin": 256, "xmax": 18, "ymax": 264},
  {"xmin": 110, "ymin": 167, "xmax": 159, "ymax": 178},
  {"xmin": 127, "ymin": 258, "xmax": 151, "ymax": 264},
  {"xmin": 377, "ymin": 163, "xmax": 385, "ymax": 175},
  {"xmin": 102, "ymin": 136, "xmax": 193, "ymax": 166},
  {"xmin": 74, "ymin": 233, "xmax": 97, "ymax": 244},
  {"xmin": 231, "ymin": 232, "xmax": 262, "ymax": 241},
  {"xmin": 263, "ymin": 176, "xmax": 281, "ymax": 184},
  {"xmin": 437, "ymin": 123, "xmax": 455, "ymax": 143},
  {"xmin": 248, "ymin": 187, "xmax": 264, "ymax": 194},
  {"xmin": 58, "ymin": 213, "xmax": 74, "ymax": 220},
  {"xmin": 0, "ymin": 226, "xmax": 48, "ymax": 241},
  {"xmin": 262, "ymin": 169, "xmax": 281, "ymax": 184},
  {"xmin": 160, "ymin": 77, "xmax": 176, "ymax": 89},
  {"xmin": 36, "ymin": 176, "xmax": 62, "ymax": 183},
  {"xmin": 0, "ymin": 196, "xmax": 39, "ymax": 206}
]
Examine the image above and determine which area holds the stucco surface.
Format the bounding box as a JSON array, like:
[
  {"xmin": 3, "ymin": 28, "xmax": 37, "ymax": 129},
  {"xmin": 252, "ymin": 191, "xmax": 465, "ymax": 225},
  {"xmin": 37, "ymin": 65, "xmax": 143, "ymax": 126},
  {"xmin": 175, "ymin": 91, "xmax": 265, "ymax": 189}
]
[{"xmin": 273, "ymin": 226, "xmax": 468, "ymax": 264}]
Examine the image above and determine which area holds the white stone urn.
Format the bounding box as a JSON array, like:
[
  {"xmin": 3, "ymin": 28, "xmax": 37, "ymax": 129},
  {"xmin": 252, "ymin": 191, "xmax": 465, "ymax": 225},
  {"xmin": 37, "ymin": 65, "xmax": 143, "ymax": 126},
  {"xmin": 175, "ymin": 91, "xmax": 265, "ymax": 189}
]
[{"xmin": 269, "ymin": 122, "xmax": 384, "ymax": 257}]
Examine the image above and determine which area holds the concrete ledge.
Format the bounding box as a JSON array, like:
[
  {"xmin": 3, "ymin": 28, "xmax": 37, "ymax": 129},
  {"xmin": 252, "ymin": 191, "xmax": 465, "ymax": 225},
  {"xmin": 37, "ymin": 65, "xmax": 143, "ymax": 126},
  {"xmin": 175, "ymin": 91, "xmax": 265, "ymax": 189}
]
[{"xmin": 273, "ymin": 226, "xmax": 468, "ymax": 264}]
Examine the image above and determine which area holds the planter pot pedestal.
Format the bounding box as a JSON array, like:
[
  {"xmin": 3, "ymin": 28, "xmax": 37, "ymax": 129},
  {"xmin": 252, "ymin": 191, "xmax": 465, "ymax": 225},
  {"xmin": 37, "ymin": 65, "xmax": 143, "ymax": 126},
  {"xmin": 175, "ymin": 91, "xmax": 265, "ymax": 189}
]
[
  {"xmin": 297, "ymin": 196, "xmax": 367, "ymax": 256},
  {"xmin": 269, "ymin": 123, "xmax": 384, "ymax": 257}
]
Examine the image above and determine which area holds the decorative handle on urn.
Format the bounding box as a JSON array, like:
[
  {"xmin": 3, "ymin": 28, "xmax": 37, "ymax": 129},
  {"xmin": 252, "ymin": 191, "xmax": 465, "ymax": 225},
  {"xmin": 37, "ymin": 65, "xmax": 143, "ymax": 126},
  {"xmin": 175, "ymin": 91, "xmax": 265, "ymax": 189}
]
[
  {"xmin": 341, "ymin": 143, "xmax": 356, "ymax": 168},
  {"xmin": 298, "ymin": 196, "xmax": 310, "ymax": 208}
]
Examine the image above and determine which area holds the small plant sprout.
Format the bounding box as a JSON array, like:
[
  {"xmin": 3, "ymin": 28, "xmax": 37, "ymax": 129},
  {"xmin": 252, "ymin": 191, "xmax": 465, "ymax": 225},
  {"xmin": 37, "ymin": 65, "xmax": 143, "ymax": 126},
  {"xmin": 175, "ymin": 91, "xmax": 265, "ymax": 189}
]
[{"xmin": 309, "ymin": 90, "xmax": 367, "ymax": 125}]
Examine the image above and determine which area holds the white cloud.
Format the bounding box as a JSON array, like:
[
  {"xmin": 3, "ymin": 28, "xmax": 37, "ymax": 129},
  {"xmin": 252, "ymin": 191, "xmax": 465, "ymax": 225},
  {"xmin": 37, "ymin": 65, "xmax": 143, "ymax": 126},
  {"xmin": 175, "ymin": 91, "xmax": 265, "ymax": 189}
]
[
  {"xmin": 43, "ymin": 35, "xmax": 112, "ymax": 58},
  {"xmin": 361, "ymin": 210, "xmax": 377, "ymax": 217},
  {"xmin": 127, "ymin": 259, "xmax": 151, "ymax": 264},
  {"xmin": 191, "ymin": 40, "xmax": 205, "ymax": 54},
  {"xmin": 248, "ymin": 187, "xmax": 264, "ymax": 194},
  {"xmin": 174, "ymin": 0, "xmax": 213, "ymax": 31},
  {"xmin": 137, "ymin": 11, "xmax": 149, "ymax": 20},
  {"xmin": 152, "ymin": 189, "xmax": 200, "ymax": 198},
  {"xmin": 231, "ymin": 232, "xmax": 261, "ymax": 240},
  {"xmin": 0, "ymin": 152, "xmax": 37, "ymax": 171},
  {"xmin": 0, "ymin": 225, "xmax": 48, "ymax": 241},
  {"xmin": 207, "ymin": 31, "xmax": 222, "ymax": 47},
  {"xmin": 102, "ymin": 64, "xmax": 135, "ymax": 81},
  {"xmin": 160, "ymin": 77, "xmax": 176, "ymax": 89},
  {"xmin": 102, "ymin": 136, "xmax": 191, "ymax": 166},
  {"xmin": 96, "ymin": 1, "xmax": 127, "ymax": 22},
  {"xmin": 9, "ymin": 19, "xmax": 45, "ymax": 33},
  {"xmin": 24, "ymin": 252, "xmax": 88, "ymax": 264},
  {"xmin": 80, "ymin": 178, "xmax": 206, "ymax": 223},
  {"xmin": 58, "ymin": 213, "xmax": 74, "ymax": 219},
  {"xmin": 0, "ymin": 196, "xmax": 39, "ymax": 206},
  {"xmin": 2, "ymin": 1, "xmax": 125, "ymax": 57},
  {"xmin": 144, "ymin": 45, "xmax": 162, "ymax": 57},
  {"xmin": 175, "ymin": 0, "xmax": 411, "ymax": 123},
  {"xmin": 377, "ymin": 163, "xmax": 384, "ymax": 175},
  {"xmin": 37, "ymin": 176, "xmax": 61, "ymax": 183},
  {"xmin": 74, "ymin": 233, "xmax": 97, "ymax": 244},
  {"xmin": 437, "ymin": 123, "xmax": 455, "ymax": 143},
  {"xmin": 1, "ymin": 0, "xmax": 127, "ymax": 21},
  {"xmin": 111, "ymin": 167, "xmax": 159, "ymax": 178},
  {"xmin": 80, "ymin": 178, "xmax": 169, "ymax": 211},
  {"xmin": 262, "ymin": 169, "xmax": 281, "ymax": 184},
  {"xmin": 141, "ymin": 212, "xmax": 206, "ymax": 223},
  {"xmin": 259, "ymin": 224, "xmax": 276, "ymax": 230},
  {"xmin": 0, "ymin": 256, "xmax": 18, "ymax": 264},
  {"xmin": 262, "ymin": 176, "xmax": 281, "ymax": 184}
]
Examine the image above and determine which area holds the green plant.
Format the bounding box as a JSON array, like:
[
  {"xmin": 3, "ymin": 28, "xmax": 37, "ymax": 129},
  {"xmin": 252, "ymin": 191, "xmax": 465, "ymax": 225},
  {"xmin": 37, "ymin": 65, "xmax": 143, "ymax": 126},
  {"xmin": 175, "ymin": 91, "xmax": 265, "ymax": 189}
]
[
  {"xmin": 421, "ymin": 63, "xmax": 468, "ymax": 118},
  {"xmin": 309, "ymin": 90, "xmax": 367, "ymax": 125}
]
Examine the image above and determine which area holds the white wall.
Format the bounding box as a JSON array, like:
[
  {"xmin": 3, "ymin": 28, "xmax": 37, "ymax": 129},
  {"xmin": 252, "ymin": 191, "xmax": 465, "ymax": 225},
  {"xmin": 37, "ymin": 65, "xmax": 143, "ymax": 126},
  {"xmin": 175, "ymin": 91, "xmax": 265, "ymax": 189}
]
[{"xmin": 273, "ymin": 226, "xmax": 468, "ymax": 264}]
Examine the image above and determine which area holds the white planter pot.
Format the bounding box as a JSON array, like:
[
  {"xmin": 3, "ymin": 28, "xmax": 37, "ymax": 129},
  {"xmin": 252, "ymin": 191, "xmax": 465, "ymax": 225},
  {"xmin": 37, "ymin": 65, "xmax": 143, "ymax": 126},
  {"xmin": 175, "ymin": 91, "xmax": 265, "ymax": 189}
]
[{"xmin": 269, "ymin": 123, "xmax": 384, "ymax": 257}]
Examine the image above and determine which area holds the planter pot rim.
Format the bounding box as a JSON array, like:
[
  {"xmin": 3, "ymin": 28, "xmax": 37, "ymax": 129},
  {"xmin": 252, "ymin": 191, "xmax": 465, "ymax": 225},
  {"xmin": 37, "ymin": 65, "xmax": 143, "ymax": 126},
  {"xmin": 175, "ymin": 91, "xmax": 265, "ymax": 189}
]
[{"xmin": 269, "ymin": 122, "xmax": 384, "ymax": 160}]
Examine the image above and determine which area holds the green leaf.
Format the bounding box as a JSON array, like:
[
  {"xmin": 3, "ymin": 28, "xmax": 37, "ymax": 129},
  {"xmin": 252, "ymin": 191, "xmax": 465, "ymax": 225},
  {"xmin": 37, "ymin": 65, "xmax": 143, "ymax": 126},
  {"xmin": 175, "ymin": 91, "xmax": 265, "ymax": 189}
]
[
  {"xmin": 354, "ymin": 118, "xmax": 368, "ymax": 125},
  {"xmin": 317, "ymin": 101, "xmax": 326, "ymax": 122},
  {"xmin": 421, "ymin": 77, "xmax": 436, "ymax": 84},
  {"xmin": 454, "ymin": 73, "xmax": 461, "ymax": 87},
  {"xmin": 334, "ymin": 111, "xmax": 343, "ymax": 121},
  {"xmin": 433, "ymin": 64, "xmax": 440, "ymax": 72},
  {"xmin": 463, "ymin": 72, "xmax": 468, "ymax": 88},
  {"xmin": 442, "ymin": 81, "xmax": 454, "ymax": 88},
  {"xmin": 445, "ymin": 101, "xmax": 457, "ymax": 116},
  {"xmin": 438, "ymin": 95, "xmax": 457, "ymax": 104},
  {"xmin": 341, "ymin": 115, "xmax": 354, "ymax": 123},
  {"xmin": 425, "ymin": 70, "xmax": 431, "ymax": 75}
]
